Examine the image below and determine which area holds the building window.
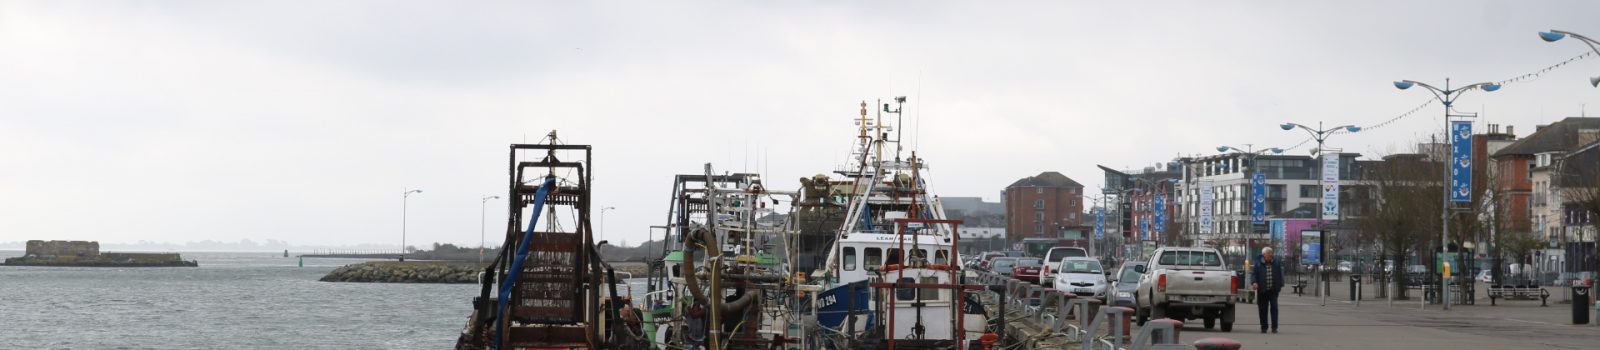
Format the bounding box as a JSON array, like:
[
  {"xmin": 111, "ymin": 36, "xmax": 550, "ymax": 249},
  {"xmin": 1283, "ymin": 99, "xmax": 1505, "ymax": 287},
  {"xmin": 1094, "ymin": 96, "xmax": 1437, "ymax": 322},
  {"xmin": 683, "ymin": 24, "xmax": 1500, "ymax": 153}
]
[
  {"xmin": 1035, "ymin": 222, "xmax": 1044, "ymax": 234},
  {"xmin": 1035, "ymin": 199, "xmax": 1045, "ymax": 209},
  {"xmin": 1037, "ymin": 187, "xmax": 1044, "ymax": 194},
  {"xmin": 1299, "ymin": 185, "xmax": 1318, "ymax": 198}
]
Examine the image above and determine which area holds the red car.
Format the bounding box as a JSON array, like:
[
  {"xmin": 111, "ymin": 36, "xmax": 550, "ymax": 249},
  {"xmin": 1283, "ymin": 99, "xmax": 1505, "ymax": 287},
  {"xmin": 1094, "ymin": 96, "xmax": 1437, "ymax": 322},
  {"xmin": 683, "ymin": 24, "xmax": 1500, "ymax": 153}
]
[{"xmin": 1015, "ymin": 265, "xmax": 1043, "ymax": 284}]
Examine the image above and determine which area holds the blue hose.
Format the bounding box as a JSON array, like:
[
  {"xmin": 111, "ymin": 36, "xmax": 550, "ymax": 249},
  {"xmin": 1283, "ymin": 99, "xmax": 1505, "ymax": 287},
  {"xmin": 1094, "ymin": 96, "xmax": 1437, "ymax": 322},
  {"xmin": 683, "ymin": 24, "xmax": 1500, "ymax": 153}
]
[{"xmin": 493, "ymin": 175, "xmax": 556, "ymax": 349}]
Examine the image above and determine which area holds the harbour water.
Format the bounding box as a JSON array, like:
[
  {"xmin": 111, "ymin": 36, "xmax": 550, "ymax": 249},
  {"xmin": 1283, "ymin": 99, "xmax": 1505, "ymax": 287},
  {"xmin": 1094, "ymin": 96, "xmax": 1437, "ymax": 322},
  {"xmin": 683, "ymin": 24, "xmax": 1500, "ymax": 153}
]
[{"xmin": 0, "ymin": 251, "xmax": 477, "ymax": 349}]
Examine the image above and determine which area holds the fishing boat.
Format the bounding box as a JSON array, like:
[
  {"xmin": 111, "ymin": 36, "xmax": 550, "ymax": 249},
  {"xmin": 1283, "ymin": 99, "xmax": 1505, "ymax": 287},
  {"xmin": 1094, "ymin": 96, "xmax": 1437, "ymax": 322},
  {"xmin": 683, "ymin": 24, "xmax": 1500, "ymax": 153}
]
[
  {"xmin": 641, "ymin": 165, "xmax": 808, "ymax": 350},
  {"xmin": 801, "ymin": 100, "xmax": 988, "ymax": 349},
  {"xmin": 455, "ymin": 132, "xmax": 648, "ymax": 350}
]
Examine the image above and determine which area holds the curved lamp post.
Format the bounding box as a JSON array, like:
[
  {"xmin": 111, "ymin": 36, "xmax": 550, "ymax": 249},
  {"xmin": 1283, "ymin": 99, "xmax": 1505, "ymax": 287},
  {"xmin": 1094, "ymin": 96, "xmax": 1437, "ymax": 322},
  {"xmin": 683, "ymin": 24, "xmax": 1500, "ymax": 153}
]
[
  {"xmin": 1539, "ymin": 30, "xmax": 1600, "ymax": 87},
  {"xmin": 1216, "ymin": 144, "xmax": 1284, "ymax": 280},
  {"xmin": 402, "ymin": 189, "xmax": 423, "ymax": 261},
  {"xmin": 1280, "ymin": 121, "xmax": 1359, "ymax": 306},
  {"xmin": 480, "ymin": 195, "xmax": 500, "ymax": 262},
  {"xmin": 600, "ymin": 206, "xmax": 617, "ymax": 242},
  {"xmin": 1395, "ymin": 78, "xmax": 1501, "ymax": 311}
]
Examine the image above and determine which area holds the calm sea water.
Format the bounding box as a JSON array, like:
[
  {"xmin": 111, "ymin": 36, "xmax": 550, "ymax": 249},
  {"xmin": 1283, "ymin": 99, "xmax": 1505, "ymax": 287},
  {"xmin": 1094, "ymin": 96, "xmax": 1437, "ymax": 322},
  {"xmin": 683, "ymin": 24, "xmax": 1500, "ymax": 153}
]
[{"xmin": 0, "ymin": 251, "xmax": 479, "ymax": 349}]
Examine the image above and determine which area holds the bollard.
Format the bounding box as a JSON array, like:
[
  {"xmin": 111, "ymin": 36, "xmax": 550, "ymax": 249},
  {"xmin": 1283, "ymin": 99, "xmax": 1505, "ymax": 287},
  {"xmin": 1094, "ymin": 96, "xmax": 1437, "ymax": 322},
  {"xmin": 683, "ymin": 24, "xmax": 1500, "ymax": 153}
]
[
  {"xmin": 1149, "ymin": 318, "xmax": 1184, "ymax": 344},
  {"xmin": 1193, "ymin": 337, "xmax": 1243, "ymax": 350},
  {"xmin": 979, "ymin": 332, "xmax": 999, "ymax": 350},
  {"xmin": 1110, "ymin": 306, "xmax": 1134, "ymax": 338},
  {"xmin": 1104, "ymin": 306, "xmax": 1129, "ymax": 346}
]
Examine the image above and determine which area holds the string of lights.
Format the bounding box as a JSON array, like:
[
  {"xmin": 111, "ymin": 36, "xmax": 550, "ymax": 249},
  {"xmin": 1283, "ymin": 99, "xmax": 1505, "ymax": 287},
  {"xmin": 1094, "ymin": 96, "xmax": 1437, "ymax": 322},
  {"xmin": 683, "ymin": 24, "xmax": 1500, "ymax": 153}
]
[{"xmin": 1272, "ymin": 51, "xmax": 1594, "ymax": 153}]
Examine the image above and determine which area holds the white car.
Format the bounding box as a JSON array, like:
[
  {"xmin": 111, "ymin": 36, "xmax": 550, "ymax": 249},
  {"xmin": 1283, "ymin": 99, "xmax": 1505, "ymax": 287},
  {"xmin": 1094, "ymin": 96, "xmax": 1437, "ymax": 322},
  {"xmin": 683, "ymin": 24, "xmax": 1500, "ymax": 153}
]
[
  {"xmin": 1040, "ymin": 246, "xmax": 1089, "ymax": 288},
  {"xmin": 1052, "ymin": 257, "xmax": 1108, "ymax": 299},
  {"xmin": 1134, "ymin": 247, "xmax": 1238, "ymax": 332}
]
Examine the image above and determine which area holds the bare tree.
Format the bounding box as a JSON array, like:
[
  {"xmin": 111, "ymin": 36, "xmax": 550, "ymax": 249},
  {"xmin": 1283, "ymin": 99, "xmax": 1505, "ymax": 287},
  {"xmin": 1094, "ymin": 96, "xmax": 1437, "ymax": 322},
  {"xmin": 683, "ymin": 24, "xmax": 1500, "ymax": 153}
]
[{"xmin": 1355, "ymin": 154, "xmax": 1442, "ymax": 299}]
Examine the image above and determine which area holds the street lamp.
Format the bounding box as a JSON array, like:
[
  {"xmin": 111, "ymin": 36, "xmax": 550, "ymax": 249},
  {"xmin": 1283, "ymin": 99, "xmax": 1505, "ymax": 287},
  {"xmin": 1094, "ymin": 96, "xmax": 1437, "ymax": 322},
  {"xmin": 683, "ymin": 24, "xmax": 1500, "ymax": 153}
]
[
  {"xmin": 1216, "ymin": 144, "xmax": 1284, "ymax": 282},
  {"xmin": 402, "ymin": 189, "xmax": 423, "ymax": 261},
  {"xmin": 480, "ymin": 195, "xmax": 500, "ymax": 263},
  {"xmin": 1539, "ymin": 30, "xmax": 1600, "ymax": 87},
  {"xmin": 1395, "ymin": 77, "xmax": 1501, "ymax": 310},
  {"xmin": 600, "ymin": 206, "xmax": 617, "ymax": 242},
  {"xmin": 1280, "ymin": 121, "xmax": 1360, "ymax": 305}
]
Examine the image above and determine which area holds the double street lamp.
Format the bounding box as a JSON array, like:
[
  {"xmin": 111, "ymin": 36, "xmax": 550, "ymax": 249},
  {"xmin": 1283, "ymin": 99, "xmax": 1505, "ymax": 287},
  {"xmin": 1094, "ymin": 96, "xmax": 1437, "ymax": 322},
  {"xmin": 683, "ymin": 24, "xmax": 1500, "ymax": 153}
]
[
  {"xmin": 1280, "ymin": 121, "xmax": 1360, "ymax": 305},
  {"xmin": 1395, "ymin": 78, "xmax": 1502, "ymax": 310},
  {"xmin": 1215, "ymin": 144, "xmax": 1283, "ymax": 280},
  {"xmin": 1539, "ymin": 30, "xmax": 1600, "ymax": 87},
  {"xmin": 402, "ymin": 189, "xmax": 423, "ymax": 261},
  {"xmin": 480, "ymin": 195, "xmax": 501, "ymax": 263}
]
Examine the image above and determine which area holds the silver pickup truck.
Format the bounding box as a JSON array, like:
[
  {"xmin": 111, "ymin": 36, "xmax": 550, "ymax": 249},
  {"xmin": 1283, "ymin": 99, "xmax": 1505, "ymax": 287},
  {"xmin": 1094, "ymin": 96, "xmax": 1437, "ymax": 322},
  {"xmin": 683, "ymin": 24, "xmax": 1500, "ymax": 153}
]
[{"xmin": 1133, "ymin": 247, "xmax": 1238, "ymax": 332}]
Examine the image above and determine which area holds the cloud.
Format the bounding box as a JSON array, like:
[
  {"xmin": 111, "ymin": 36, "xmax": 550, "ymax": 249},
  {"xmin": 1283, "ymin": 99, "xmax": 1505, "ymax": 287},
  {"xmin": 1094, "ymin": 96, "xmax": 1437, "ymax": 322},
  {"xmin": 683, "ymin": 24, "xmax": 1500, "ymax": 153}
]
[{"xmin": 2, "ymin": 1, "xmax": 1598, "ymax": 247}]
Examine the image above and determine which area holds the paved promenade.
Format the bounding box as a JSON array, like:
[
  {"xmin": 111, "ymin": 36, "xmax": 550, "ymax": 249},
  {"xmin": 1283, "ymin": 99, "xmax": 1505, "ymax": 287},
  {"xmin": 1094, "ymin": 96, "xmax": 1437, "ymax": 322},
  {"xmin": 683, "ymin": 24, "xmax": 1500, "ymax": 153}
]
[{"xmin": 1167, "ymin": 286, "xmax": 1599, "ymax": 350}]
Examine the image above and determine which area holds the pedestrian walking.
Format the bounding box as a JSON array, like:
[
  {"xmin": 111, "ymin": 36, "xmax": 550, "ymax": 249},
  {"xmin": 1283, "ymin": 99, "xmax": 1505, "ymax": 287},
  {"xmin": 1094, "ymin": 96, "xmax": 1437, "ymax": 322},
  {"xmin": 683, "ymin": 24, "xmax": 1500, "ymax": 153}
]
[{"xmin": 1253, "ymin": 247, "xmax": 1284, "ymax": 333}]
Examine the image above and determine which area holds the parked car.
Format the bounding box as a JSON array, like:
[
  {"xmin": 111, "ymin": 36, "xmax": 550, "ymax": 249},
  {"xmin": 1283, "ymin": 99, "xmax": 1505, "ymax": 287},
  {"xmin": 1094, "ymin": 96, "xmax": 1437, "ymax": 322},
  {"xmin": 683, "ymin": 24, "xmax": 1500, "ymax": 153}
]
[
  {"xmin": 1109, "ymin": 261, "xmax": 1147, "ymax": 308},
  {"xmin": 1053, "ymin": 257, "xmax": 1109, "ymax": 299},
  {"xmin": 971, "ymin": 252, "xmax": 1008, "ymax": 271},
  {"xmin": 990, "ymin": 257, "xmax": 1027, "ymax": 277},
  {"xmin": 1337, "ymin": 261, "xmax": 1353, "ymax": 273},
  {"xmin": 1134, "ymin": 247, "xmax": 1237, "ymax": 332},
  {"xmin": 1477, "ymin": 270, "xmax": 1492, "ymax": 284},
  {"xmin": 1039, "ymin": 247, "xmax": 1089, "ymax": 288},
  {"xmin": 1011, "ymin": 258, "xmax": 1045, "ymax": 284}
]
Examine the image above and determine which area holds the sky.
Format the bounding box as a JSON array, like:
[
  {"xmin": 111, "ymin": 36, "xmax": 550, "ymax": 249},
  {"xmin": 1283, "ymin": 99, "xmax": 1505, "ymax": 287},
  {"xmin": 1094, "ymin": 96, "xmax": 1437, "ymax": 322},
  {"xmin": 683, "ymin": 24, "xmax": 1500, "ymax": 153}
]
[{"xmin": 3, "ymin": 1, "xmax": 1599, "ymax": 249}]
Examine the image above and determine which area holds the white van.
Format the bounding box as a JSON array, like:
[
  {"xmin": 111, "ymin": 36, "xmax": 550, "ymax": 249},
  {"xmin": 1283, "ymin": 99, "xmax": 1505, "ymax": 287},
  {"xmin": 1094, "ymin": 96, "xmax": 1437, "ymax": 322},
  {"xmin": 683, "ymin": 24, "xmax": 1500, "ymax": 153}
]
[{"xmin": 1040, "ymin": 247, "xmax": 1089, "ymax": 288}]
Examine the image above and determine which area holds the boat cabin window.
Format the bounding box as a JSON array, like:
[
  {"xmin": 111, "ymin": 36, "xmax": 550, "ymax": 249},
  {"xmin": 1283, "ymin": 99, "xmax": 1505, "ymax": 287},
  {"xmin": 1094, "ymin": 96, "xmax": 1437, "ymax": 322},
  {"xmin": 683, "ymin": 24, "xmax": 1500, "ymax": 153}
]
[
  {"xmin": 672, "ymin": 264, "xmax": 681, "ymax": 277},
  {"xmin": 935, "ymin": 250, "xmax": 949, "ymax": 265},
  {"xmin": 909, "ymin": 249, "xmax": 927, "ymax": 263},
  {"xmin": 843, "ymin": 247, "xmax": 857, "ymax": 271},
  {"xmin": 919, "ymin": 277, "xmax": 941, "ymax": 301},
  {"xmin": 896, "ymin": 277, "xmax": 916, "ymax": 300},
  {"xmin": 886, "ymin": 249, "xmax": 902, "ymax": 266},
  {"xmin": 864, "ymin": 248, "xmax": 883, "ymax": 268}
]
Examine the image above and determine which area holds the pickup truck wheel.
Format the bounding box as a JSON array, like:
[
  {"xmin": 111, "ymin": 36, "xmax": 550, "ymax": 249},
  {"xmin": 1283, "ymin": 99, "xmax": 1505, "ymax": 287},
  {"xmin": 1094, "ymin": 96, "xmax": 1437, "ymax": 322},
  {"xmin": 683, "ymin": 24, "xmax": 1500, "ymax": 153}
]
[
  {"xmin": 1221, "ymin": 321, "xmax": 1233, "ymax": 332},
  {"xmin": 1203, "ymin": 317, "xmax": 1215, "ymax": 329}
]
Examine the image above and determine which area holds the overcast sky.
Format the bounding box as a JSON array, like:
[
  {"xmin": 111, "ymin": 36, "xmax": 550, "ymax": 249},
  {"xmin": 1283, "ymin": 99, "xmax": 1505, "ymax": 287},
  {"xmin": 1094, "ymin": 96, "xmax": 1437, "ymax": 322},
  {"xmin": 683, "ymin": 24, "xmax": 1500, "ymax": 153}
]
[{"xmin": 3, "ymin": 1, "xmax": 1599, "ymax": 249}]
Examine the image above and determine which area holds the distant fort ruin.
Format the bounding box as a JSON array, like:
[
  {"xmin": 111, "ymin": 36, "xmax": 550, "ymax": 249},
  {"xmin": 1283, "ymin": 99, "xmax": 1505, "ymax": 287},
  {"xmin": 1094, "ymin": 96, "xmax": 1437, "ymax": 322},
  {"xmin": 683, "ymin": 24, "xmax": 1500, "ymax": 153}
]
[{"xmin": 3, "ymin": 240, "xmax": 198, "ymax": 267}]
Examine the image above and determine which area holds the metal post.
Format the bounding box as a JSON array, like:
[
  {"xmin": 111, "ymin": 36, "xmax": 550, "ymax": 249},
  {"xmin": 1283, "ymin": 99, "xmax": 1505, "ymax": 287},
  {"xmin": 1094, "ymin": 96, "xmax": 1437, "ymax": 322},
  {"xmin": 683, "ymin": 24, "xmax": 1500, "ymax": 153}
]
[{"xmin": 1442, "ymin": 78, "xmax": 1452, "ymax": 311}]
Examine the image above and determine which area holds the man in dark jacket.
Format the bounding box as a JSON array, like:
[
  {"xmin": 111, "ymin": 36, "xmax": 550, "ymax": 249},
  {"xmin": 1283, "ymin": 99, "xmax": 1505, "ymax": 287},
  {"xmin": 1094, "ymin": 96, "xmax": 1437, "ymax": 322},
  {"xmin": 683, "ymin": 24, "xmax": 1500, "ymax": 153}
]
[{"xmin": 1252, "ymin": 247, "xmax": 1284, "ymax": 333}]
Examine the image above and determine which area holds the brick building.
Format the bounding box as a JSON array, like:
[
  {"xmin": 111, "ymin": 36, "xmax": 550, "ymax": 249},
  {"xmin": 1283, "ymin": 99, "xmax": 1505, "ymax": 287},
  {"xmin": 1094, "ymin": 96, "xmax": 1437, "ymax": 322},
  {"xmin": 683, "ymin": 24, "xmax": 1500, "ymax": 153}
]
[
  {"xmin": 1003, "ymin": 172, "xmax": 1086, "ymax": 240},
  {"xmin": 1492, "ymin": 118, "xmax": 1600, "ymax": 243}
]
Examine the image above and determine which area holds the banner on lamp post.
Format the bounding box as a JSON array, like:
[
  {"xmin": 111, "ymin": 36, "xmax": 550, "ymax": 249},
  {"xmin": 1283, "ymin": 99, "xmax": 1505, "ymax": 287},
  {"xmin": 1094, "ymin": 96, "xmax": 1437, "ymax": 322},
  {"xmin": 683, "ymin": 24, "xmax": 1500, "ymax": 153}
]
[
  {"xmin": 1321, "ymin": 153, "xmax": 1340, "ymax": 220},
  {"xmin": 1094, "ymin": 208, "xmax": 1105, "ymax": 239},
  {"xmin": 1251, "ymin": 172, "xmax": 1267, "ymax": 225},
  {"xmin": 1199, "ymin": 180, "xmax": 1215, "ymax": 234},
  {"xmin": 1153, "ymin": 193, "xmax": 1166, "ymax": 238},
  {"xmin": 1451, "ymin": 121, "xmax": 1473, "ymax": 203}
]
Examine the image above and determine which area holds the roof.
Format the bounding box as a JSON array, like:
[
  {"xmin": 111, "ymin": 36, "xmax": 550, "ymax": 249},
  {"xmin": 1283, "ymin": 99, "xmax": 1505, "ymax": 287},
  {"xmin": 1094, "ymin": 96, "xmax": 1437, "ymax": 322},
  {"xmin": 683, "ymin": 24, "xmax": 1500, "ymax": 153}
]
[
  {"xmin": 1493, "ymin": 117, "xmax": 1600, "ymax": 157},
  {"xmin": 1007, "ymin": 171, "xmax": 1083, "ymax": 188},
  {"xmin": 1559, "ymin": 142, "xmax": 1600, "ymax": 188}
]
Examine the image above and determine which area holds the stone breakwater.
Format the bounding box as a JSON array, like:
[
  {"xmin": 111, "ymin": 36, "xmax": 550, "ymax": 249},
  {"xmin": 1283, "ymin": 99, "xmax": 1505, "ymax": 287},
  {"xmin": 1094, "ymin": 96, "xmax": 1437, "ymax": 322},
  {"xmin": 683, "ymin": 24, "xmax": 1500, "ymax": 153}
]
[{"xmin": 320, "ymin": 261, "xmax": 488, "ymax": 283}]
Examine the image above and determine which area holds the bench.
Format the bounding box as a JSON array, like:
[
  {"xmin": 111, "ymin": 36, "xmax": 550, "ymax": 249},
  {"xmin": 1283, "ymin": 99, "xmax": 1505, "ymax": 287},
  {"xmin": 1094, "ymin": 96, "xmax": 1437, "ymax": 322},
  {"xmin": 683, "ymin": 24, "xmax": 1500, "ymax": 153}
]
[
  {"xmin": 1487, "ymin": 285, "xmax": 1550, "ymax": 306},
  {"xmin": 1291, "ymin": 280, "xmax": 1309, "ymax": 295}
]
